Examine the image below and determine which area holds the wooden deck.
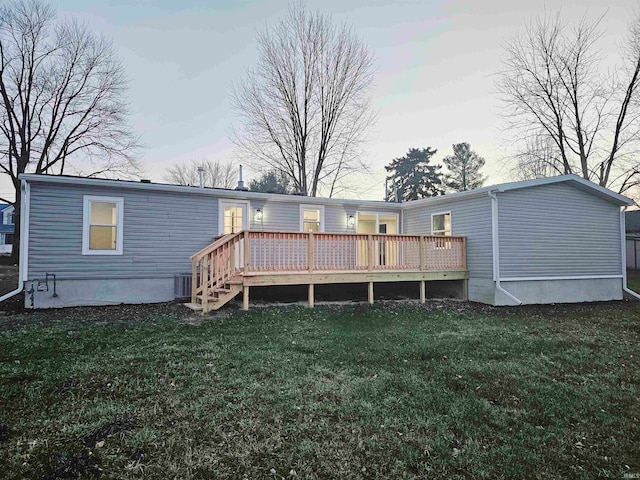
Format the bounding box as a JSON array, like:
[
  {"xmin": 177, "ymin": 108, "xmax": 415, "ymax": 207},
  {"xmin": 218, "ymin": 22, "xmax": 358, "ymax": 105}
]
[{"xmin": 186, "ymin": 231, "xmax": 468, "ymax": 313}]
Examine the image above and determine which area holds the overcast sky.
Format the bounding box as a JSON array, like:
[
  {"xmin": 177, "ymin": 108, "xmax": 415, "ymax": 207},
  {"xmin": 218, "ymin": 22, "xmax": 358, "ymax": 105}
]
[{"xmin": 2, "ymin": 0, "xmax": 635, "ymax": 201}]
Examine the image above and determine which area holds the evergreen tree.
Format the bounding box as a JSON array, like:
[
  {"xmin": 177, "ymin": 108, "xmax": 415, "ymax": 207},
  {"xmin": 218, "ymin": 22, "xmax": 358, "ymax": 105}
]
[
  {"xmin": 249, "ymin": 170, "xmax": 293, "ymax": 194},
  {"xmin": 385, "ymin": 148, "xmax": 445, "ymax": 201},
  {"xmin": 443, "ymin": 143, "xmax": 486, "ymax": 192}
]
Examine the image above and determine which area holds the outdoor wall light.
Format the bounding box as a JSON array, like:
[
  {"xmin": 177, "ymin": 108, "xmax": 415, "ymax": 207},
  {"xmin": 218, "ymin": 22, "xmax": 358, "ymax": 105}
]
[
  {"xmin": 347, "ymin": 214, "xmax": 355, "ymax": 227},
  {"xmin": 255, "ymin": 209, "xmax": 263, "ymax": 221}
]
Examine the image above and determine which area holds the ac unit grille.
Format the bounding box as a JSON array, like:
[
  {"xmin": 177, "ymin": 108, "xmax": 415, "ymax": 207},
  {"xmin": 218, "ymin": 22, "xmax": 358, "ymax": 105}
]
[{"xmin": 174, "ymin": 273, "xmax": 192, "ymax": 299}]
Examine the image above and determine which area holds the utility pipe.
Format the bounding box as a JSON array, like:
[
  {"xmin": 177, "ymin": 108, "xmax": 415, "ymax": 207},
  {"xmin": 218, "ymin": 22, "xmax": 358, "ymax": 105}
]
[
  {"xmin": 488, "ymin": 190, "xmax": 522, "ymax": 305},
  {"xmin": 620, "ymin": 207, "xmax": 640, "ymax": 300},
  {"xmin": 0, "ymin": 179, "xmax": 29, "ymax": 303}
]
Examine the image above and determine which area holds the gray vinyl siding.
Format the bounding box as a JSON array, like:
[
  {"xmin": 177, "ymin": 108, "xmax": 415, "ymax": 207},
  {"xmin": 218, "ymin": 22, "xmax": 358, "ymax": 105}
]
[
  {"xmin": 28, "ymin": 183, "xmax": 403, "ymax": 279},
  {"xmin": 249, "ymin": 199, "xmax": 299, "ymax": 231},
  {"xmin": 251, "ymin": 200, "xmax": 401, "ymax": 233},
  {"xmin": 402, "ymin": 195, "xmax": 493, "ymax": 279},
  {"xmin": 497, "ymin": 183, "xmax": 622, "ymax": 277},
  {"xmin": 28, "ymin": 183, "xmax": 219, "ymax": 279}
]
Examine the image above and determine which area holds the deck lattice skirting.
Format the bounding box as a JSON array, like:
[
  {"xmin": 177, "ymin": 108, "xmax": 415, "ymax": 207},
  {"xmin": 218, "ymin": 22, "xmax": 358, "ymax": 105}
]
[{"xmin": 186, "ymin": 231, "xmax": 468, "ymax": 313}]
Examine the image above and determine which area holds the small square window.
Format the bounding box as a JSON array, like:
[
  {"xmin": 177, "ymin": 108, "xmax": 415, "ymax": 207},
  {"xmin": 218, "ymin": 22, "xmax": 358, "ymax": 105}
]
[
  {"xmin": 431, "ymin": 212, "xmax": 451, "ymax": 236},
  {"xmin": 301, "ymin": 206, "xmax": 324, "ymax": 232},
  {"xmin": 82, "ymin": 196, "xmax": 124, "ymax": 255}
]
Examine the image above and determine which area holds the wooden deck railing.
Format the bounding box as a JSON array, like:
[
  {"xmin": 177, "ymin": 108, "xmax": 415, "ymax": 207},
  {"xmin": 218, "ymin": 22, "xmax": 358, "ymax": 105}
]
[
  {"xmin": 191, "ymin": 230, "xmax": 466, "ymax": 312},
  {"xmin": 190, "ymin": 231, "xmax": 467, "ymax": 307},
  {"xmin": 245, "ymin": 231, "xmax": 466, "ymax": 272}
]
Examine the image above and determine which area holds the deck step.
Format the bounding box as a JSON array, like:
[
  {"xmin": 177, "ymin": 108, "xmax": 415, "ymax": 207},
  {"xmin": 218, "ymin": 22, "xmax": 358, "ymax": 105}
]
[
  {"xmin": 196, "ymin": 295, "xmax": 219, "ymax": 302},
  {"xmin": 213, "ymin": 287, "xmax": 232, "ymax": 293},
  {"xmin": 183, "ymin": 302, "xmax": 203, "ymax": 312}
]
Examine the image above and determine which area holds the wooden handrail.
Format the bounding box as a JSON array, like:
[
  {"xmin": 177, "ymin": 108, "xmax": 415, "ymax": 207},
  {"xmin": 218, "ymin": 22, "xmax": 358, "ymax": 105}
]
[{"xmin": 190, "ymin": 231, "xmax": 244, "ymax": 260}]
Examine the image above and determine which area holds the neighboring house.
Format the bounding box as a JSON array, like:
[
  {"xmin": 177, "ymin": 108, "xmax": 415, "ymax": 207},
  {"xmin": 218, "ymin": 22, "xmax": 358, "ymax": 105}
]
[
  {"xmin": 625, "ymin": 210, "xmax": 640, "ymax": 269},
  {"xmin": 0, "ymin": 204, "xmax": 15, "ymax": 254},
  {"xmin": 14, "ymin": 173, "xmax": 633, "ymax": 310}
]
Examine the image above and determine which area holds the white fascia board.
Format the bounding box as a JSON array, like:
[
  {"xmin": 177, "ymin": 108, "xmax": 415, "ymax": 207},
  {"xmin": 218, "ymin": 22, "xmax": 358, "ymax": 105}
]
[
  {"xmin": 403, "ymin": 174, "xmax": 633, "ymax": 209},
  {"xmin": 19, "ymin": 172, "xmax": 634, "ymax": 210},
  {"xmin": 495, "ymin": 174, "xmax": 633, "ymax": 206},
  {"xmin": 19, "ymin": 174, "xmax": 402, "ymax": 210}
]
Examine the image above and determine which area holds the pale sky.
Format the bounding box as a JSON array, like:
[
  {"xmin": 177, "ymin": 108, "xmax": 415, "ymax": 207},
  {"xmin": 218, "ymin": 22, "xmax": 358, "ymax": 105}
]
[{"xmin": 2, "ymin": 0, "xmax": 636, "ymax": 201}]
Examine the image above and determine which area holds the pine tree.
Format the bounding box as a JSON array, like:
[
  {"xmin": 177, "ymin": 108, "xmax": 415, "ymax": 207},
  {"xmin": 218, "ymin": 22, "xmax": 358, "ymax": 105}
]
[
  {"xmin": 249, "ymin": 170, "xmax": 293, "ymax": 194},
  {"xmin": 443, "ymin": 143, "xmax": 486, "ymax": 192},
  {"xmin": 385, "ymin": 148, "xmax": 445, "ymax": 201}
]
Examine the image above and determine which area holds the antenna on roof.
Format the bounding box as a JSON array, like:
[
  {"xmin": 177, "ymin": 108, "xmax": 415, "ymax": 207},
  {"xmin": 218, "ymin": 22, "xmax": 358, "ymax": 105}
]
[
  {"xmin": 236, "ymin": 164, "xmax": 248, "ymax": 191},
  {"xmin": 197, "ymin": 166, "xmax": 204, "ymax": 189}
]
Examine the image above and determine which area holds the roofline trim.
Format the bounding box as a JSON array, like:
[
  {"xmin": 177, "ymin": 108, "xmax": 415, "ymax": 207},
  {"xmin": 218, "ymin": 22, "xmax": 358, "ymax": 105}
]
[
  {"xmin": 19, "ymin": 172, "xmax": 634, "ymax": 208},
  {"xmin": 18, "ymin": 174, "xmax": 401, "ymax": 209}
]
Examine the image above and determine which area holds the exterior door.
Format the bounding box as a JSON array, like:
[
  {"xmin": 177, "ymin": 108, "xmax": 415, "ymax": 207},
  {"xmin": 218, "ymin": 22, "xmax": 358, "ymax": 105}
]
[
  {"xmin": 220, "ymin": 201, "xmax": 249, "ymax": 268},
  {"xmin": 356, "ymin": 213, "xmax": 399, "ymax": 267}
]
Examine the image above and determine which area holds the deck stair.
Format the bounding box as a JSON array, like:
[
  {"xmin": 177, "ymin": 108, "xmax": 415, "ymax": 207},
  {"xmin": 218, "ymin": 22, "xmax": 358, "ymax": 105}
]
[{"xmin": 185, "ymin": 232, "xmax": 246, "ymax": 313}]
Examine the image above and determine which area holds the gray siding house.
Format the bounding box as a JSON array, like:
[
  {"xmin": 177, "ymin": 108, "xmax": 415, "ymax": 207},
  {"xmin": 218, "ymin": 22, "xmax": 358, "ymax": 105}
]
[{"xmin": 12, "ymin": 173, "xmax": 635, "ymax": 309}]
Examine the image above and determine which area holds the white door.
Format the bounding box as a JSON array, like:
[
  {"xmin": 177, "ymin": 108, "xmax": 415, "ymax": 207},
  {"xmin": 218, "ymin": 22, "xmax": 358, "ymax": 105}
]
[{"xmin": 220, "ymin": 201, "xmax": 249, "ymax": 269}]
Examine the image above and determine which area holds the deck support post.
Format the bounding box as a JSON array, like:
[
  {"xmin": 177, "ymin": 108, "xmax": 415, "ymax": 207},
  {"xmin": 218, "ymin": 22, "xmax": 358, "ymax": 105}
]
[
  {"xmin": 243, "ymin": 286, "xmax": 249, "ymax": 311},
  {"xmin": 244, "ymin": 230, "xmax": 250, "ymax": 273},
  {"xmin": 201, "ymin": 255, "xmax": 209, "ymax": 313},
  {"xmin": 191, "ymin": 259, "xmax": 198, "ymax": 304},
  {"xmin": 420, "ymin": 280, "xmax": 426, "ymax": 304},
  {"xmin": 368, "ymin": 282, "xmax": 374, "ymax": 304},
  {"xmin": 308, "ymin": 232, "xmax": 314, "ymax": 272},
  {"xmin": 308, "ymin": 283, "xmax": 314, "ymax": 308}
]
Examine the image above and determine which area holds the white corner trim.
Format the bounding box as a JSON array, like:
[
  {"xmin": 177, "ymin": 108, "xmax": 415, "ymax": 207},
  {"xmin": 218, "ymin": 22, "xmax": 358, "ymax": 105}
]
[
  {"xmin": 488, "ymin": 190, "xmax": 522, "ymax": 305},
  {"xmin": 299, "ymin": 204, "xmax": 325, "ymax": 232},
  {"xmin": 82, "ymin": 196, "xmax": 124, "ymax": 256},
  {"xmin": 0, "ymin": 180, "xmax": 29, "ymax": 303},
  {"xmin": 621, "ymin": 207, "xmax": 640, "ymax": 299},
  {"xmin": 21, "ymin": 181, "xmax": 30, "ymax": 281}
]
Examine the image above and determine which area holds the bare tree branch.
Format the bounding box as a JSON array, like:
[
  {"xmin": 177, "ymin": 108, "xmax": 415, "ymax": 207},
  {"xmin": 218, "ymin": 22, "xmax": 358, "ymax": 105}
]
[
  {"xmin": 497, "ymin": 10, "xmax": 640, "ymax": 194},
  {"xmin": 163, "ymin": 159, "xmax": 238, "ymax": 189},
  {"xmin": 230, "ymin": 2, "xmax": 375, "ymax": 197},
  {"xmin": 0, "ymin": 0, "xmax": 141, "ymax": 261}
]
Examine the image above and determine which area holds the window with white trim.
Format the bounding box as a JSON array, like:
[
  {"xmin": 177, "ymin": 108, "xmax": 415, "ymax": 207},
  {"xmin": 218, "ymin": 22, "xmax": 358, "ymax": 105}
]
[
  {"xmin": 431, "ymin": 212, "xmax": 451, "ymax": 236},
  {"xmin": 300, "ymin": 205, "xmax": 324, "ymax": 232},
  {"xmin": 82, "ymin": 196, "xmax": 124, "ymax": 255}
]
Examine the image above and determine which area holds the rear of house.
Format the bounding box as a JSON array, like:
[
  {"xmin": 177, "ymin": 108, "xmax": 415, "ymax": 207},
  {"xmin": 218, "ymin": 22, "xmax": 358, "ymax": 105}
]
[{"xmin": 16, "ymin": 173, "xmax": 633, "ymax": 309}]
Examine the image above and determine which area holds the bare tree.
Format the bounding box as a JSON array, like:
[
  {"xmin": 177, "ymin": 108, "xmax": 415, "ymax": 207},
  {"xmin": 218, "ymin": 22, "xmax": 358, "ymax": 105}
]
[
  {"xmin": 231, "ymin": 2, "xmax": 375, "ymax": 197},
  {"xmin": 497, "ymin": 11, "xmax": 640, "ymax": 194},
  {"xmin": 164, "ymin": 159, "xmax": 237, "ymax": 189},
  {"xmin": 0, "ymin": 0, "xmax": 139, "ymax": 261},
  {"xmin": 510, "ymin": 133, "xmax": 563, "ymax": 181}
]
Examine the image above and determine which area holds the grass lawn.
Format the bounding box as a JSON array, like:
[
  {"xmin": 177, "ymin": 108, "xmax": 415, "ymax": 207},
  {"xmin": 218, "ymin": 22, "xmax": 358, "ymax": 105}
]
[{"xmin": 0, "ymin": 300, "xmax": 639, "ymax": 479}]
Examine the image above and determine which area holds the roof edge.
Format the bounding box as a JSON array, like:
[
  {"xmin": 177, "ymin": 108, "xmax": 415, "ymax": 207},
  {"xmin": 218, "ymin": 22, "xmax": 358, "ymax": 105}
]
[{"xmin": 18, "ymin": 173, "xmax": 400, "ymax": 208}]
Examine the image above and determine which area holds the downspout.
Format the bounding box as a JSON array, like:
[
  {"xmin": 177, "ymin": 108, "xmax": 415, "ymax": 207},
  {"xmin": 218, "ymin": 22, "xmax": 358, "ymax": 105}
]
[
  {"xmin": 0, "ymin": 179, "xmax": 29, "ymax": 303},
  {"xmin": 488, "ymin": 190, "xmax": 522, "ymax": 305},
  {"xmin": 620, "ymin": 207, "xmax": 640, "ymax": 300}
]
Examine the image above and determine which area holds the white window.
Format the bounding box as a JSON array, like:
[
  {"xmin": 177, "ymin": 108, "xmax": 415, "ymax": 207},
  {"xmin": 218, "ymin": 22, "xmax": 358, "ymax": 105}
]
[
  {"xmin": 82, "ymin": 196, "xmax": 124, "ymax": 255},
  {"xmin": 224, "ymin": 206, "xmax": 244, "ymax": 234},
  {"xmin": 300, "ymin": 205, "xmax": 324, "ymax": 232},
  {"xmin": 431, "ymin": 212, "xmax": 451, "ymax": 236}
]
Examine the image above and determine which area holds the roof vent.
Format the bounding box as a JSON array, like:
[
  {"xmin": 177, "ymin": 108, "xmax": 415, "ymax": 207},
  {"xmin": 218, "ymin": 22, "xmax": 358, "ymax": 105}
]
[
  {"xmin": 235, "ymin": 164, "xmax": 248, "ymax": 191},
  {"xmin": 140, "ymin": 179, "xmax": 151, "ymax": 184}
]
